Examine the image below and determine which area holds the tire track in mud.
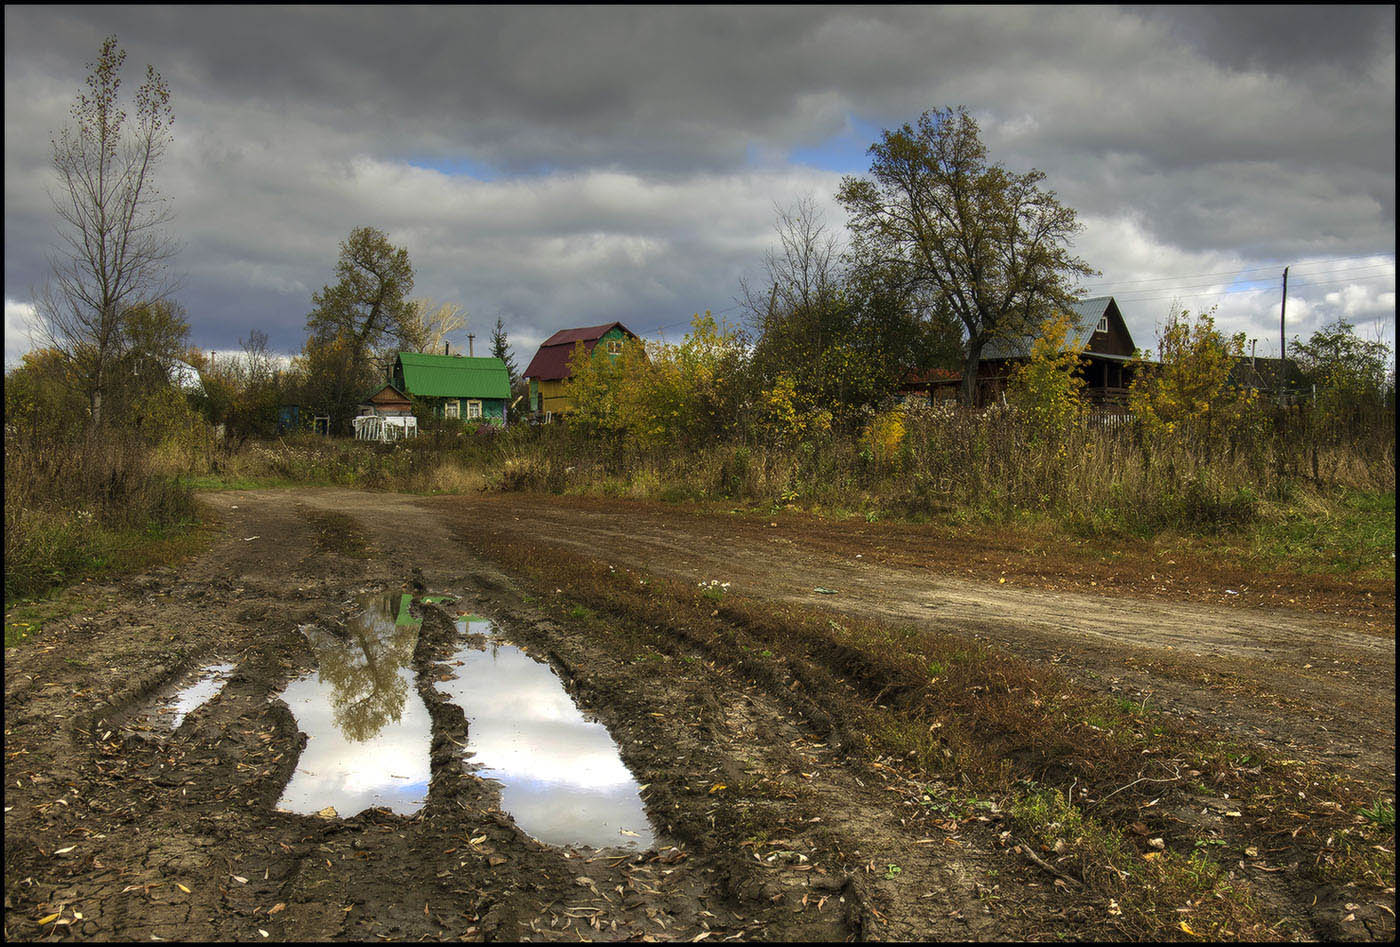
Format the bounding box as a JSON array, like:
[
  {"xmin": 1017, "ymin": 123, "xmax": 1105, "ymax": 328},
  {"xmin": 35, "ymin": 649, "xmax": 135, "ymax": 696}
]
[
  {"xmin": 403, "ymin": 491, "xmax": 1394, "ymax": 787},
  {"xmin": 282, "ymin": 487, "xmax": 1071, "ymax": 939}
]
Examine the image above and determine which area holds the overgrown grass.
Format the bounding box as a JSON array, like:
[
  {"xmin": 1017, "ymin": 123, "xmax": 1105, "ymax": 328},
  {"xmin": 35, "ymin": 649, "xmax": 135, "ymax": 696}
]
[
  {"xmin": 4, "ymin": 432, "xmax": 205, "ymax": 601},
  {"xmin": 1247, "ymin": 487, "xmax": 1396, "ymax": 579},
  {"xmin": 204, "ymin": 404, "xmax": 1393, "ymax": 579}
]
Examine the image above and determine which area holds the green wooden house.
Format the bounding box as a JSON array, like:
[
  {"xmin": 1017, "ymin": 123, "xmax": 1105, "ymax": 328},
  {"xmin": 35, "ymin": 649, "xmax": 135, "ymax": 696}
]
[{"xmin": 392, "ymin": 352, "xmax": 512, "ymax": 425}]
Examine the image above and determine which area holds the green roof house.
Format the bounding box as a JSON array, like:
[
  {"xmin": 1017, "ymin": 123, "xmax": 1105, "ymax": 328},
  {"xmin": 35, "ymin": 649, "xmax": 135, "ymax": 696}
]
[{"xmin": 392, "ymin": 352, "xmax": 512, "ymax": 425}]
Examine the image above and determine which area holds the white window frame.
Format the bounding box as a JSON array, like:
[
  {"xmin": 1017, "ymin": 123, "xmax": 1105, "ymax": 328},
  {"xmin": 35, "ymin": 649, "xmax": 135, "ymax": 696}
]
[
  {"xmin": 444, "ymin": 399, "xmax": 460, "ymax": 419},
  {"xmin": 466, "ymin": 399, "xmax": 483, "ymax": 420},
  {"xmin": 607, "ymin": 339, "xmax": 623, "ymax": 355},
  {"xmin": 1097, "ymin": 315, "xmax": 1109, "ymax": 333}
]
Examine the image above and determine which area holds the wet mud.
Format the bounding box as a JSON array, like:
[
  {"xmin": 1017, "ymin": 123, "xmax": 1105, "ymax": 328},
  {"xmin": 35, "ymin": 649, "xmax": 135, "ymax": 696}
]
[{"xmin": 4, "ymin": 488, "xmax": 1392, "ymax": 941}]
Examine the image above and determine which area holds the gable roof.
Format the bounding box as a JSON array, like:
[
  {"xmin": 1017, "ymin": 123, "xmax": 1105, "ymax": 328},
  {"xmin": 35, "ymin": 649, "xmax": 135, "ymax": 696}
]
[
  {"xmin": 360, "ymin": 382, "xmax": 411, "ymax": 405},
  {"xmin": 395, "ymin": 352, "xmax": 511, "ymax": 399},
  {"xmin": 982, "ymin": 296, "xmax": 1130, "ymax": 360},
  {"xmin": 523, "ymin": 322, "xmax": 639, "ymax": 381}
]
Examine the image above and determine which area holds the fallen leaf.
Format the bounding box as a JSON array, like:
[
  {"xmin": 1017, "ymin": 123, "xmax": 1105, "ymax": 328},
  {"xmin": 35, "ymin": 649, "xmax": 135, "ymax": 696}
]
[
  {"xmin": 177, "ymin": 883, "xmax": 191, "ymax": 893},
  {"xmin": 709, "ymin": 784, "xmax": 726, "ymax": 794},
  {"xmin": 37, "ymin": 914, "xmax": 60, "ymax": 926},
  {"xmin": 232, "ymin": 875, "xmax": 248, "ymax": 884},
  {"xmin": 268, "ymin": 903, "xmax": 285, "ymax": 915},
  {"xmin": 53, "ymin": 846, "xmax": 76, "ymax": 855},
  {"xmin": 1180, "ymin": 921, "xmax": 1198, "ymax": 936}
]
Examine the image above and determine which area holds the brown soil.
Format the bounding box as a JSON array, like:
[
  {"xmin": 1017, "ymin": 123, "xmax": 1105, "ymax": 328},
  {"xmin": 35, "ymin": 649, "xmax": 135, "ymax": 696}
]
[{"xmin": 4, "ymin": 487, "xmax": 1394, "ymax": 942}]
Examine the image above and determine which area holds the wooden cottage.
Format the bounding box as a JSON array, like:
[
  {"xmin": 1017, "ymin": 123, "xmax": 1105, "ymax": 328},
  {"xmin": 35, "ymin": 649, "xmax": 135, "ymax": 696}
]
[
  {"xmin": 522, "ymin": 322, "xmax": 640, "ymax": 416},
  {"xmin": 357, "ymin": 383, "xmax": 414, "ymax": 418},
  {"xmin": 927, "ymin": 296, "xmax": 1141, "ymax": 408},
  {"xmin": 392, "ymin": 352, "xmax": 512, "ymax": 425}
]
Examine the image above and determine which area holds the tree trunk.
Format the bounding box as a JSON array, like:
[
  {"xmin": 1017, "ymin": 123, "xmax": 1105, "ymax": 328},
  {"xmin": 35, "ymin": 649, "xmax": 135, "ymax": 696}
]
[{"xmin": 959, "ymin": 337, "xmax": 986, "ymax": 407}]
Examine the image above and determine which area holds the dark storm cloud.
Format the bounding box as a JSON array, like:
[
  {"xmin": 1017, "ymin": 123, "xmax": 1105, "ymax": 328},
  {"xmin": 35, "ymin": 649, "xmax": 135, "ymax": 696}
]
[
  {"xmin": 1148, "ymin": 5, "xmax": 1395, "ymax": 75},
  {"xmin": 4, "ymin": 6, "xmax": 1393, "ymax": 362}
]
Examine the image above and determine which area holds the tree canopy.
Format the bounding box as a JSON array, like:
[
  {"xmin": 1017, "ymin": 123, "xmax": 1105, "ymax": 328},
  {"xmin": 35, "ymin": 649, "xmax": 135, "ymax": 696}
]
[
  {"xmin": 838, "ymin": 106, "xmax": 1095, "ymax": 405},
  {"xmin": 302, "ymin": 226, "xmax": 417, "ymax": 430}
]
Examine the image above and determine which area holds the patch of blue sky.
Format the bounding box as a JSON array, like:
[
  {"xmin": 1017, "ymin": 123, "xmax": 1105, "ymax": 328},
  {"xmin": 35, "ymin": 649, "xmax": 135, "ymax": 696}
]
[
  {"xmin": 786, "ymin": 116, "xmax": 888, "ymax": 174},
  {"xmin": 1223, "ymin": 275, "xmax": 1277, "ymax": 295},
  {"xmin": 404, "ymin": 155, "xmax": 502, "ymax": 181}
]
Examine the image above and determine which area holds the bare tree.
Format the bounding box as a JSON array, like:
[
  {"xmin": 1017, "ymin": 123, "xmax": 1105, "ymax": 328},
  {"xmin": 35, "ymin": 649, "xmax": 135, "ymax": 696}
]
[
  {"xmin": 240, "ymin": 328, "xmax": 275, "ymax": 388},
  {"xmin": 38, "ymin": 35, "xmax": 178, "ymax": 430},
  {"xmin": 740, "ymin": 193, "xmax": 844, "ymax": 329},
  {"xmin": 403, "ymin": 298, "xmax": 470, "ymax": 355}
]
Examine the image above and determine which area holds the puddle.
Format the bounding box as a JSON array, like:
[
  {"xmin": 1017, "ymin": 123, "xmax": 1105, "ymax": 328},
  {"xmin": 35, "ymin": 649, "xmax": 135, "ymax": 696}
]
[
  {"xmin": 436, "ymin": 618, "xmax": 656, "ymax": 850},
  {"xmin": 275, "ymin": 593, "xmax": 431, "ymax": 818},
  {"xmin": 140, "ymin": 661, "xmax": 236, "ymax": 730}
]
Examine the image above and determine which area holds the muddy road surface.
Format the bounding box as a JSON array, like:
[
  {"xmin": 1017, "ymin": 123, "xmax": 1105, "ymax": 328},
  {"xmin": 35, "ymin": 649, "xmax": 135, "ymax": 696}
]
[{"xmin": 4, "ymin": 487, "xmax": 1394, "ymax": 941}]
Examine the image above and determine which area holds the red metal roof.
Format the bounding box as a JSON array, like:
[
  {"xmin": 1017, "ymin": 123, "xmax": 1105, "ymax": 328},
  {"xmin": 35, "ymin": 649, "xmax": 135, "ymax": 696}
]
[
  {"xmin": 539, "ymin": 322, "xmax": 630, "ymax": 347},
  {"xmin": 523, "ymin": 322, "xmax": 638, "ymax": 381}
]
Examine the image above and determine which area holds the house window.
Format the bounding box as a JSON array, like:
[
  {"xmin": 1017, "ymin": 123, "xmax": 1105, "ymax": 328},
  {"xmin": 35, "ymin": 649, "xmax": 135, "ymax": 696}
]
[
  {"xmin": 466, "ymin": 400, "xmax": 482, "ymax": 420},
  {"xmin": 1097, "ymin": 316, "xmax": 1109, "ymax": 333},
  {"xmin": 444, "ymin": 399, "xmax": 460, "ymax": 419},
  {"xmin": 607, "ymin": 339, "xmax": 623, "ymax": 355}
]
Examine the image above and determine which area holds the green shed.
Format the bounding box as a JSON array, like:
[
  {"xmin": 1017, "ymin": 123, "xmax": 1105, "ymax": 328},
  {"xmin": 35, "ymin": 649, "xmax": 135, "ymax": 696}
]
[{"xmin": 392, "ymin": 352, "xmax": 512, "ymax": 425}]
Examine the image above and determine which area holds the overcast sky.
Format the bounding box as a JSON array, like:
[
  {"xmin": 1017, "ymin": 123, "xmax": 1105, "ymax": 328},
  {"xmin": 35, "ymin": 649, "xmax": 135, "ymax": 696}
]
[{"xmin": 5, "ymin": 5, "xmax": 1395, "ymax": 370}]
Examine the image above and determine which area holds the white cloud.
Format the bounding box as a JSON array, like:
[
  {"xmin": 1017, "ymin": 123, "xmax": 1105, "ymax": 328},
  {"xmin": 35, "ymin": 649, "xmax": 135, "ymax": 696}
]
[{"xmin": 4, "ymin": 298, "xmax": 44, "ymax": 368}]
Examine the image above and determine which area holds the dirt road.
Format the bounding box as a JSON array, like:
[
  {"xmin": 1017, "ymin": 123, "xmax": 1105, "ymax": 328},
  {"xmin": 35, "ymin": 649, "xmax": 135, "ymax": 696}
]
[
  {"xmin": 4, "ymin": 487, "xmax": 1394, "ymax": 941},
  {"xmin": 419, "ymin": 490, "xmax": 1395, "ymax": 785}
]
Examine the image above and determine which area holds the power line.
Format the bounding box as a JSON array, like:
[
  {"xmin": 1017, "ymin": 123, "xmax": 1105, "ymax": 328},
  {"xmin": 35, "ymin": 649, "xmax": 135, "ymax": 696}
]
[
  {"xmin": 1085, "ymin": 270, "xmax": 1393, "ymax": 307},
  {"xmin": 1079, "ymin": 252, "xmax": 1394, "ymax": 291},
  {"xmin": 1094, "ymin": 262, "xmax": 1395, "ymax": 301}
]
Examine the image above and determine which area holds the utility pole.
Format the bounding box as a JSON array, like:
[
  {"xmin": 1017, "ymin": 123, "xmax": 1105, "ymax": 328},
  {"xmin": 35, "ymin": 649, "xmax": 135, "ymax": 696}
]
[{"xmin": 1278, "ymin": 267, "xmax": 1288, "ymax": 407}]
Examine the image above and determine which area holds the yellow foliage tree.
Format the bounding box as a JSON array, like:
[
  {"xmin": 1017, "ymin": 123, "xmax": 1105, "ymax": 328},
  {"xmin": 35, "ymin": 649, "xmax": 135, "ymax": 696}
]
[
  {"xmin": 1128, "ymin": 306, "xmax": 1255, "ymax": 445},
  {"xmin": 759, "ymin": 372, "xmax": 832, "ymax": 444},
  {"xmin": 1006, "ymin": 310, "xmax": 1086, "ymax": 444},
  {"xmin": 566, "ymin": 313, "xmax": 746, "ymax": 448}
]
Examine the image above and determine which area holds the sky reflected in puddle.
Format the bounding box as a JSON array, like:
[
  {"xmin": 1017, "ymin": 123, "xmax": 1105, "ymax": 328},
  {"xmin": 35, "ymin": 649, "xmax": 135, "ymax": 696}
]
[
  {"xmin": 437, "ymin": 619, "xmax": 656, "ymax": 850},
  {"xmin": 142, "ymin": 661, "xmax": 236, "ymax": 730},
  {"xmin": 275, "ymin": 593, "xmax": 431, "ymax": 818}
]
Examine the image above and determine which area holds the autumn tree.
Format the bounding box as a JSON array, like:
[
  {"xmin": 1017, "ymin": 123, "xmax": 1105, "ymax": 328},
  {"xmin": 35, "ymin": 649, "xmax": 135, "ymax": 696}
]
[
  {"xmin": 1291, "ymin": 318, "xmax": 1392, "ymax": 431},
  {"xmin": 302, "ymin": 226, "xmax": 416, "ymax": 430},
  {"xmin": 838, "ymin": 107, "xmax": 1096, "ymax": 405},
  {"xmin": 38, "ymin": 35, "xmax": 178, "ymax": 431},
  {"xmin": 1005, "ymin": 311, "xmax": 1087, "ymax": 444},
  {"xmin": 744, "ymin": 197, "xmax": 941, "ymax": 429},
  {"xmin": 1128, "ymin": 306, "xmax": 1255, "ymax": 446}
]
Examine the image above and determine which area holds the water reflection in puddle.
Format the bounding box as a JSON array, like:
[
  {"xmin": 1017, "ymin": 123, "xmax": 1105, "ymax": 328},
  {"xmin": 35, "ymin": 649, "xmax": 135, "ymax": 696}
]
[
  {"xmin": 437, "ymin": 619, "xmax": 656, "ymax": 850},
  {"xmin": 275, "ymin": 593, "xmax": 431, "ymax": 817},
  {"xmin": 143, "ymin": 662, "xmax": 236, "ymax": 730}
]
